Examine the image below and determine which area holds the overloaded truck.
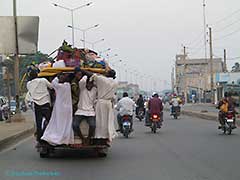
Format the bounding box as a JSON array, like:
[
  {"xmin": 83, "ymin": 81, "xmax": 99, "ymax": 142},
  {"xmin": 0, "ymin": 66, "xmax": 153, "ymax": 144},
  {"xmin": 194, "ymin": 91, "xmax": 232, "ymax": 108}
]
[{"xmin": 31, "ymin": 41, "xmax": 115, "ymax": 158}]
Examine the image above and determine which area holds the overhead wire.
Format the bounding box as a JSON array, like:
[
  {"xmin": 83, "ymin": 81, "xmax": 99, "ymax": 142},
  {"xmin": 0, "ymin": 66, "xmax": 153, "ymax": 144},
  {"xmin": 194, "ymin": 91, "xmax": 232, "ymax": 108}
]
[
  {"xmin": 214, "ymin": 17, "xmax": 240, "ymax": 33},
  {"xmin": 214, "ymin": 26, "xmax": 240, "ymax": 41},
  {"xmin": 227, "ymin": 56, "xmax": 240, "ymax": 61},
  {"xmin": 188, "ymin": 44, "xmax": 205, "ymax": 57},
  {"xmin": 211, "ymin": 8, "xmax": 240, "ymax": 26}
]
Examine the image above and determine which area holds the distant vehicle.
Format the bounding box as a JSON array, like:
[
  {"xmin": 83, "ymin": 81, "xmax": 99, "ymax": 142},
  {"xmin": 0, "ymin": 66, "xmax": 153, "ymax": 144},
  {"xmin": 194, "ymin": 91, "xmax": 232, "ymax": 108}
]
[
  {"xmin": 21, "ymin": 102, "xmax": 27, "ymax": 112},
  {"xmin": 10, "ymin": 100, "xmax": 17, "ymax": 115},
  {"xmin": 0, "ymin": 96, "xmax": 9, "ymax": 120},
  {"xmin": 120, "ymin": 115, "xmax": 133, "ymax": 138},
  {"xmin": 220, "ymin": 111, "xmax": 235, "ymax": 135},
  {"xmin": 171, "ymin": 106, "xmax": 181, "ymax": 119},
  {"xmin": 150, "ymin": 114, "xmax": 162, "ymax": 133},
  {"xmin": 136, "ymin": 107, "xmax": 145, "ymax": 121}
]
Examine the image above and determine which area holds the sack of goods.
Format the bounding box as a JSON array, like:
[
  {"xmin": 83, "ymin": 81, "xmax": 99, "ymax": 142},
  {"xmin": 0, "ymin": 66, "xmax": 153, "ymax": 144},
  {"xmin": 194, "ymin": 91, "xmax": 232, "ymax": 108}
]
[
  {"xmin": 56, "ymin": 40, "xmax": 107, "ymax": 69},
  {"xmin": 37, "ymin": 40, "xmax": 113, "ymax": 77}
]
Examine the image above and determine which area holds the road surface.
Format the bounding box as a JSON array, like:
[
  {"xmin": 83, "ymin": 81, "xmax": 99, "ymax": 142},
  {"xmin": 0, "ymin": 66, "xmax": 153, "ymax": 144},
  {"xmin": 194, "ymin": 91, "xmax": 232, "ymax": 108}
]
[{"xmin": 0, "ymin": 113, "xmax": 239, "ymax": 180}]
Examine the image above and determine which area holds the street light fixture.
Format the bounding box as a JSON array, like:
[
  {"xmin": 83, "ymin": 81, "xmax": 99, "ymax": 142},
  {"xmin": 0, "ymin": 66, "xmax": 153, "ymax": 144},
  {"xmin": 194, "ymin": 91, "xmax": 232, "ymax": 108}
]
[
  {"xmin": 68, "ymin": 24, "xmax": 99, "ymax": 48},
  {"xmin": 107, "ymin": 54, "xmax": 118, "ymax": 59},
  {"xmin": 99, "ymin": 48, "xmax": 111, "ymax": 56},
  {"xmin": 80, "ymin": 38, "xmax": 104, "ymax": 50},
  {"xmin": 53, "ymin": 2, "xmax": 93, "ymax": 46}
]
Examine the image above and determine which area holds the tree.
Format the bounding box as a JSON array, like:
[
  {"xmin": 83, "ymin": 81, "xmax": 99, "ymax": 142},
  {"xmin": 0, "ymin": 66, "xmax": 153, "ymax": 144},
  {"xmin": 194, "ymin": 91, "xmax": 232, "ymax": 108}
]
[{"xmin": 19, "ymin": 51, "xmax": 53, "ymax": 94}]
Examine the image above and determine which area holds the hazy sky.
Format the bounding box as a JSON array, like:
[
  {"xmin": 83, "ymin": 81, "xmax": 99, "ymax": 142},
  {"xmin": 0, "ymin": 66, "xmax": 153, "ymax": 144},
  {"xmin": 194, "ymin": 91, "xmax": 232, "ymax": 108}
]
[{"xmin": 1, "ymin": 0, "xmax": 240, "ymax": 90}]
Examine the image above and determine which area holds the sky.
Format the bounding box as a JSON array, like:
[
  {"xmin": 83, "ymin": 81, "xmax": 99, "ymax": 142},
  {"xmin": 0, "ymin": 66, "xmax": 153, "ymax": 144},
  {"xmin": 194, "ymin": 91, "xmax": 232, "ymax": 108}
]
[{"xmin": 0, "ymin": 0, "xmax": 240, "ymax": 91}]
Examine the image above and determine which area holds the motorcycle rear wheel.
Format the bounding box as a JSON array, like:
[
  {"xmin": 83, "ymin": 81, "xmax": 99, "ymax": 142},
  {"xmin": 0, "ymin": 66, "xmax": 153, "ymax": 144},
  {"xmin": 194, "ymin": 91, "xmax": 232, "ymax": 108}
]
[
  {"xmin": 223, "ymin": 126, "xmax": 226, "ymax": 134},
  {"xmin": 152, "ymin": 123, "xmax": 157, "ymax": 133},
  {"xmin": 228, "ymin": 126, "xmax": 232, "ymax": 135}
]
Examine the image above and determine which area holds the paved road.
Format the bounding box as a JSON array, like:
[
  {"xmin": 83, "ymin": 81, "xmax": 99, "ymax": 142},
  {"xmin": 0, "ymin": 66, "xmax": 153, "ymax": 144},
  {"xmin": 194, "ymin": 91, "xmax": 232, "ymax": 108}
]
[
  {"xmin": 182, "ymin": 103, "xmax": 219, "ymax": 113},
  {"xmin": 0, "ymin": 113, "xmax": 239, "ymax": 180}
]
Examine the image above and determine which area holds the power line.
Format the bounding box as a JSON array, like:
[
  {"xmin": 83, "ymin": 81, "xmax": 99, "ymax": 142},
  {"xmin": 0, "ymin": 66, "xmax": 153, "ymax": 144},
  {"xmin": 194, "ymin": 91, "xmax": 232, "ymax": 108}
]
[
  {"xmin": 214, "ymin": 26, "xmax": 240, "ymax": 41},
  {"xmin": 189, "ymin": 44, "xmax": 205, "ymax": 57},
  {"xmin": 214, "ymin": 17, "xmax": 240, "ymax": 33},
  {"xmin": 211, "ymin": 8, "xmax": 240, "ymax": 26},
  {"xmin": 228, "ymin": 56, "xmax": 240, "ymax": 61},
  {"xmin": 187, "ymin": 32, "xmax": 203, "ymax": 47}
]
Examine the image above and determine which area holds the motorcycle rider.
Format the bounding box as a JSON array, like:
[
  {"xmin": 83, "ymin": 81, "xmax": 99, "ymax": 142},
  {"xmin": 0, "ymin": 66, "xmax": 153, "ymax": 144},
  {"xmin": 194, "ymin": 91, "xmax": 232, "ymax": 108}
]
[
  {"xmin": 170, "ymin": 94, "xmax": 181, "ymax": 115},
  {"xmin": 217, "ymin": 92, "xmax": 237, "ymax": 129},
  {"xmin": 116, "ymin": 92, "xmax": 135, "ymax": 132},
  {"xmin": 136, "ymin": 94, "xmax": 145, "ymax": 117},
  {"xmin": 148, "ymin": 93, "xmax": 163, "ymax": 127}
]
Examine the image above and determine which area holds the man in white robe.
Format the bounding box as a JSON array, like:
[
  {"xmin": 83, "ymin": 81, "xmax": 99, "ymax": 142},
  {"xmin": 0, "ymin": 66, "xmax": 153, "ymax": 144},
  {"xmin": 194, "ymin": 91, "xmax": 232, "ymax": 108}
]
[
  {"xmin": 90, "ymin": 70, "xmax": 118, "ymax": 142},
  {"xmin": 41, "ymin": 74, "xmax": 74, "ymax": 145}
]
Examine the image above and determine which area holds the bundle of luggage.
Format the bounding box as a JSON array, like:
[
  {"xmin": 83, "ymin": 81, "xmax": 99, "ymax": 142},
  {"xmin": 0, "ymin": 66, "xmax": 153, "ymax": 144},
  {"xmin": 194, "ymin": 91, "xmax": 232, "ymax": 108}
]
[
  {"xmin": 36, "ymin": 41, "xmax": 112, "ymax": 77},
  {"xmin": 56, "ymin": 40, "xmax": 107, "ymax": 69}
]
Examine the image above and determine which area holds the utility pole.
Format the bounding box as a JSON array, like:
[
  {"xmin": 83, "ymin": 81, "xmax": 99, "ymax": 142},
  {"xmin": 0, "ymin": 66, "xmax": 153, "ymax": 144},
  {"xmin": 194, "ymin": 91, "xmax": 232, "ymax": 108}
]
[
  {"xmin": 203, "ymin": 0, "xmax": 207, "ymax": 59},
  {"xmin": 13, "ymin": 0, "xmax": 20, "ymax": 112},
  {"xmin": 183, "ymin": 46, "xmax": 187, "ymax": 103},
  {"xmin": 171, "ymin": 67, "xmax": 174, "ymax": 93},
  {"xmin": 6, "ymin": 67, "xmax": 12, "ymax": 122},
  {"xmin": 209, "ymin": 27, "xmax": 214, "ymax": 103},
  {"xmin": 224, "ymin": 49, "xmax": 227, "ymax": 72}
]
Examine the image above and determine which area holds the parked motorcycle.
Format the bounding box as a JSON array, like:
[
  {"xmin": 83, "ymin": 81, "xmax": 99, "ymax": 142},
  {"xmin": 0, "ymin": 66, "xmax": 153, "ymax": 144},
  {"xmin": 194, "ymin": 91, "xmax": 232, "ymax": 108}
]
[
  {"xmin": 150, "ymin": 114, "xmax": 161, "ymax": 133},
  {"xmin": 221, "ymin": 111, "xmax": 235, "ymax": 135},
  {"xmin": 171, "ymin": 106, "xmax": 180, "ymax": 119},
  {"xmin": 121, "ymin": 115, "xmax": 132, "ymax": 138}
]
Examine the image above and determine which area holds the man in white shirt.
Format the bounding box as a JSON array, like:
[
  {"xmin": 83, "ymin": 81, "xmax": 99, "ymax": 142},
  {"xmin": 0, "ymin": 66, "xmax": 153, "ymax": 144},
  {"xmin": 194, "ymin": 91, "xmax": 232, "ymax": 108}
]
[
  {"xmin": 26, "ymin": 71, "xmax": 53, "ymax": 144},
  {"xmin": 72, "ymin": 76, "xmax": 97, "ymax": 144},
  {"xmin": 82, "ymin": 69, "xmax": 118, "ymax": 143},
  {"xmin": 116, "ymin": 92, "xmax": 135, "ymax": 132}
]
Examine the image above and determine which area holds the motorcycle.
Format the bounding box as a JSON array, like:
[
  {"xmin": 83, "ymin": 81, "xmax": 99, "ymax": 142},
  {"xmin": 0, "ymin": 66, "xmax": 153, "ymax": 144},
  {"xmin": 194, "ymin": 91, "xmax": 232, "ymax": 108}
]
[
  {"xmin": 171, "ymin": 106, "xmax": 180, "ymax": 119},
  {"xmin": 137, "ymin": 107, "xmax": 145, "ymax": 121},
  {"xmin": 150, "ymin": 114, "xmax": 161, "ymax": 133},
  {"xmin": 21, "ymin": 103, "xmax": 27, "ymax": 112},
  {"xmin": 221, "ymin": 111, "xmax": 235, "ymax": 135},
  {"xmin": 121, "ymin": 115, "xmax": 132, "ymax": 138}
]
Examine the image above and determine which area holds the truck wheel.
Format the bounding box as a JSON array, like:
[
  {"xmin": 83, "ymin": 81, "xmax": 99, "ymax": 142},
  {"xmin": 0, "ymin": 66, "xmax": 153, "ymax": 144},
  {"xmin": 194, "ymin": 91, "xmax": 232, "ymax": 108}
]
[
  {"xmin": 97, "ymin": 148, "xmax": 108, "ymax": 158},
  {"xmin": 39, "ymin": 147, "xmax": 50, "ymax": 158},
  {"xmin": 40, "ymin": 152, "xmax": 49, "ymax": 158},
  {"xmin": 0, "ymin": 111, "xmax": 3, "ymax": 121}
]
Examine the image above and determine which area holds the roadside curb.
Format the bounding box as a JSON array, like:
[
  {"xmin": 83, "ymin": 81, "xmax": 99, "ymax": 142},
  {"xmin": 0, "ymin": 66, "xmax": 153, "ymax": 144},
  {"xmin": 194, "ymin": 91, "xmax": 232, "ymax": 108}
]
[
  {"xmin": 164, "ymin": 108, "xmax": 240, "ymax": 126},
  {"xmin": 0, "ymin": 126, "xmax": 34, "ymax": 151}
]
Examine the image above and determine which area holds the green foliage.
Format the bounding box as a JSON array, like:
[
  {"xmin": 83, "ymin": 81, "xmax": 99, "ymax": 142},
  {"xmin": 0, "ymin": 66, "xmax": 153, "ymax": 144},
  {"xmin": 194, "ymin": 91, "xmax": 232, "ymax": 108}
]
[{"xmin": 19, "ymin": 51, "xmax": 53, "ymax": 93}]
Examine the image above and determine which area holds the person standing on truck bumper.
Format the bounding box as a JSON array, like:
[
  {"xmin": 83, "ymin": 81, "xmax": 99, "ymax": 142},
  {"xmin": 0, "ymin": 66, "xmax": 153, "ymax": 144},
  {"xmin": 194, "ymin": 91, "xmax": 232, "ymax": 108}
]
[
  {"xmin": 90, "ymin": 70, "xmax": 118, "ymax": 142},
  {"xmin": 71, "ymin": 67, "xmax": 83, "ymax": 115},
  {"xmin": 27, "ymin": 71, "xmax": 53, "ymax": 145},
  {"xmin": 72, "ymin": 76, "xmax": 97, "ymax": 144}
]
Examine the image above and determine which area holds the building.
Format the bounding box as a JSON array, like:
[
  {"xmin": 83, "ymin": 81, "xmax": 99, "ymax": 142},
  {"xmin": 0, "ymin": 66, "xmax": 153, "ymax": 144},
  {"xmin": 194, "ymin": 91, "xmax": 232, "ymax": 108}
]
[
  {"xmin": 116, "ymin": 81, "xmax": 140, "ymax": 100},
  {"xmin": 215, "ymin": 72, "xmax": 240, "ymax": 105},
  {"xmin": 175, "ymin": 54, "xmax": 224, "ymax": 102},
  {"xmin": 0, "ymin": 55, "xmax": 4, "ymax": 95}
]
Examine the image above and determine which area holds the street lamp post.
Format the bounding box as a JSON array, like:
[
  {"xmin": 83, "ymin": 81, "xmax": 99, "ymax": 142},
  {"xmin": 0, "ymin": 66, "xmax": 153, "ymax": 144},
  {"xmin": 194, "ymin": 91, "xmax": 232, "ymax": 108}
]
[
  {"xmin": 99, "ymin": 48, "xmax": 111, "ymax": 56},
  {"xmin": 107, "ymin": 54, "xmax": 118, "ymax": 59},
  {"xmin": 111, "ymin": 60, "xmax": 123, "ymax": 81},
  {"xmin": 68, "ymin": 24, "xmax": 99, "ymax": 48},
  {"xmin": 13, "ymin": 0, "xmax": 20, "ymax": 113},
  {"xmin": 80, "ymin": 38, "xmax": 104, "ymax": 50},
  {"xmin": 53, "ymin": 2, "xmax": 93, "ymax": 46}
]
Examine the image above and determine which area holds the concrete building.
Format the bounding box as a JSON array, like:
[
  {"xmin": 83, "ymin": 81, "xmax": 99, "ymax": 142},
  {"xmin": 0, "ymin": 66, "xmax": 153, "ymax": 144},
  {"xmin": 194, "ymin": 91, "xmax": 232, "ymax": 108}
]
[
  {"xmin": 116, "ymin": 81, "xmax": 140, "ymax": 100},
  {"xmin": 175, "ymin": 54, "xmax": 224, "ymax": 102},
  {"xmin": 215, "ymin": 72, "xmax": 240, "ymax": 105}
]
